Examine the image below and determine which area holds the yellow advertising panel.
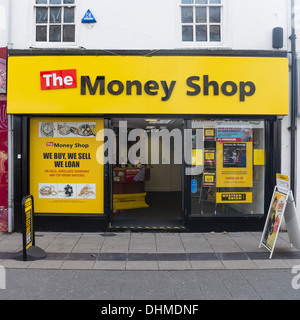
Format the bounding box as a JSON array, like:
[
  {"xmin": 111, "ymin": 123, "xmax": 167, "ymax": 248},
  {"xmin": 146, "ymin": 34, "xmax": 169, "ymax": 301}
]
[
  {"xmin": 192, "ymin": 149, "xmax": 203, "ymax": 166},
  {"xmin": 216, "ymin": 126, "xmax": 253, "ymax": 188},
  {"xmin": 30, "ymin": 118, "xmax": 104, "ymax": 214},
  {"xmin": 24, "ymin": 196, "xmax": 33, "ymax": 250},
  {"xmin": 203, "ymin": 172, "xmax": 216, "ymax": 186},
  {"xmin": 276, "ymin": 173, "xmax": 290, "ymax": 193},
  {"xmin": 216, "ymin": 142, "xmax": 253, "ymax": 187},
  {"xmin": 7, "ymin": 56, "xmax": 288, "ymax": 115},
  {"xmin": 276, "ymin": 174, "xmax": 289, "ymax": 182},
  {"xmin": 262, "ymin": 191, "xmax": 287, "ymax": 251},
  {"xmin": 254, "ymin": 149, "xmax": 265, "ymax": 165}
]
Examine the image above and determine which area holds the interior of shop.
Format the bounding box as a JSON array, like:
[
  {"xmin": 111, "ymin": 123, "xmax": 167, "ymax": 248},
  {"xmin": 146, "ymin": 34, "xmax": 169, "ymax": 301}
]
[{"xmin": 111, "ymin": 118, "xmax": 183, "ymax": 228}]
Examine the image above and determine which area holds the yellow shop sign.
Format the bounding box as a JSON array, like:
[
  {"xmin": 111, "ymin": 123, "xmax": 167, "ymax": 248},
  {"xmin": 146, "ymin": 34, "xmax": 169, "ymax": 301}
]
[{"xmin": 7, "ymin": 56, "xmax": 289, "ymax": 115}]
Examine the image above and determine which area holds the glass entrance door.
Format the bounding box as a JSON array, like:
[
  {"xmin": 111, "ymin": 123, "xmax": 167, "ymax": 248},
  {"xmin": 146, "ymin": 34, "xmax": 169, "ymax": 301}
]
[{"xmin": 108, "ymin": 118, "xmax": 185, "ymax": 229}]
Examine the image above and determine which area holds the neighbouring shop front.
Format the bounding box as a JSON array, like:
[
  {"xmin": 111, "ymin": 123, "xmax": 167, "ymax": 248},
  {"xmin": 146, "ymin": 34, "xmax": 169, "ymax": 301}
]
[
  {"xmin": 7, "ymin": 54, "xmax": 288, "ymax": 232},
  {"xmin": 0, "ymin": 47, "xmax": 8, "ymax": 232}
]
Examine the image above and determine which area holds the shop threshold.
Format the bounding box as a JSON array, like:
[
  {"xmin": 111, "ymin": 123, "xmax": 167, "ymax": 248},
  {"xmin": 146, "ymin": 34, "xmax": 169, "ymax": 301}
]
[{"xmin": 108, "ymin": 225, "xmax": 187, "ymax": 232}]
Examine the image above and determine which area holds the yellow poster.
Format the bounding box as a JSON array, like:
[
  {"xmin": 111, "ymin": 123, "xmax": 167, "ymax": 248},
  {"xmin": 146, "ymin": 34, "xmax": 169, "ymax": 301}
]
[
  {"xmin": 216, "ymin": 126, "xmax": 253, "ymax": 188},
  {"xmin": 203, "ymin": 172, "xmax": 216, "ymax": 186},
  {"xmin": 192, "ymin": 149, "xmax": 203, "ymax": 166},
  {"xmin": 30, "ymin": 118, "xmax": 104, "ymax": 214},
  {"xmin": 254, "ymin": 149, "xmax": 265, "ymax": 165},
  {"xmin": 24, "ymin": 196, "xmax": 33, "ymax": 249},
  {"xmin": 263, "ymin": 191, "xmax": 287, "ymax": 251}
]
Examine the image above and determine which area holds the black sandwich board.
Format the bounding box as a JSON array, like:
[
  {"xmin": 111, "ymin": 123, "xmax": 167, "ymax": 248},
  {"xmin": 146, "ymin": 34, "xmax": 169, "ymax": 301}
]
[{"xmin": 14, "ymin": 195, "xmax": 47, "ymax": 261}]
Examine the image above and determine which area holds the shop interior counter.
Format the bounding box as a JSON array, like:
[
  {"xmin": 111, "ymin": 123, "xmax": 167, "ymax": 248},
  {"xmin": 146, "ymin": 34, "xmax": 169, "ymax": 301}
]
[{"xmin": 113, "ymin": 167, "xmax": 150, "ymax": 194}]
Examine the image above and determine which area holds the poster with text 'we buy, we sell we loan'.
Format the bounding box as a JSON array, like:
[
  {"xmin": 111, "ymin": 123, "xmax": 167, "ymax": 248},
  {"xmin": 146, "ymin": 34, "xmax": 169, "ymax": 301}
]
[{"xmin": 30, "ymin": 118, "xmax": 104, "ymax": 215}]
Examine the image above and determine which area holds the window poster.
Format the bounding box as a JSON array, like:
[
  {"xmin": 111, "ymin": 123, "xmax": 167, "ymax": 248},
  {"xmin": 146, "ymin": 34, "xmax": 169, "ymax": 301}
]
[
  {"xmin": 216, "ymin": 126, "xmax": 253, "ymax": 188},
  {"xmin": 203, "ymin": 172, "xmax": 215, "ymax": 187},
  {"xmin": 0, "ymin": 47, "xmax": 6, "ymax": 94},
  {"xmin": 204, "ymin": 149, "xmax": 215, "ymax": 164},
  {"xmin": 223, "ymin": 143, "xmax": 246, "ymax": 168},
  {"xmin": 30, "ymin": 118, "xmax": 104, "ymax": 214},
  {"xmin": 204, "ymin": 127, "xmax": 215, "ymax": 140}
]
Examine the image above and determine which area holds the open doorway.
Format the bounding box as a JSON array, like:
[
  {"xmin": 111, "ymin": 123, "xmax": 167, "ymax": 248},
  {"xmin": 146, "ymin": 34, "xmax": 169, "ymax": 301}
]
[{"xmin": 110, "ymin": 118, "xmax": 184, "ymax": 229}]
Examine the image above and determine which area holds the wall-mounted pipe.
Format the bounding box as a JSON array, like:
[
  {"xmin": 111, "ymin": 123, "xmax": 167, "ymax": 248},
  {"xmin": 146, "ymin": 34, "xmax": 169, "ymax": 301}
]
[{"xmin": 290, "ymin": 0, "xmax": 298, "ymax": 200}]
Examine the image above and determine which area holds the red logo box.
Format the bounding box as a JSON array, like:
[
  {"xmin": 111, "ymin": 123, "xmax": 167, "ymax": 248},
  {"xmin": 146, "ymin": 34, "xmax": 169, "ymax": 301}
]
[{"xmin": 40, "ymin": 69, "xmax": 77, "ymax": 90}]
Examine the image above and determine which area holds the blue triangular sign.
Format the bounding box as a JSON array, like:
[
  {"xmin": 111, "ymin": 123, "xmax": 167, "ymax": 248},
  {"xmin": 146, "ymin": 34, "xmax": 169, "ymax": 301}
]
[{"xmin": 81, "ymin": 9, "xmax": 97, "ymax": 23}]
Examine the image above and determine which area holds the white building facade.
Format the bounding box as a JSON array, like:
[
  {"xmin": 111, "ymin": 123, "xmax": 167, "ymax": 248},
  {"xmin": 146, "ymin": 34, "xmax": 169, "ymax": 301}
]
[{"xmin": 0, "ymin": 0, "xmax": 297, "ymax": 232}]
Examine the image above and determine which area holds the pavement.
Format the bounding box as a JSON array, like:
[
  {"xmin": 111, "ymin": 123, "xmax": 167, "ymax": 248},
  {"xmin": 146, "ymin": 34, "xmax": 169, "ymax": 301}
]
[{"xmin": 0, "ymin": 231, "xmax": 300, "ymax": 300}]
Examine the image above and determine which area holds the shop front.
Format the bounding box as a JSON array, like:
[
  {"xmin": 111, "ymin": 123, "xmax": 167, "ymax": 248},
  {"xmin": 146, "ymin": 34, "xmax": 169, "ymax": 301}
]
[{"xmin": 7, "ymin": 55, "xmax": 288, "ymax": 232}]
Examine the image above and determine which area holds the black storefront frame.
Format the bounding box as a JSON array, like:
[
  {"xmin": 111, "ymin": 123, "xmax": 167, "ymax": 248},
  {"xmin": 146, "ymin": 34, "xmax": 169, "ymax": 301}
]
[{"xmin": 12, "ymin": 113, "xmax": 281, "ymax": 233}]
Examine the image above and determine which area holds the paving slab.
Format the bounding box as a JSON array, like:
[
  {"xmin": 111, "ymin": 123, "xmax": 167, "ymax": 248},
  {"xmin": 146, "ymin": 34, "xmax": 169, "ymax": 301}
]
[{"xmin": 0, "ymin": 231, "xmax": 299, "ymax": 271}]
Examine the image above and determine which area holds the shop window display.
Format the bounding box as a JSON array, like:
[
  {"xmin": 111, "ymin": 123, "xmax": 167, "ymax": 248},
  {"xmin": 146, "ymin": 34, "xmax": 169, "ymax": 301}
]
[{"xmin": 191, "ymin": 119, "xmax": 265, "ymax": 217}]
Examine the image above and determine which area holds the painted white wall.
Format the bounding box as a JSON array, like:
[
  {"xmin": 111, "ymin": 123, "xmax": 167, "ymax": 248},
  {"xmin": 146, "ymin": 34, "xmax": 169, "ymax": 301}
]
[
  {"xmin": 8, "ymin": 0, "xmax": 289, "ymax": 51},
  {"xmin": 145, "ymin": 135, "xmax": 181, "ymax": 192},
  {"xmin": 0, "ymin": 0, "xmax": 8, "ymax": 47},
  {"xmin": 230, "ymin": 0, "xmax": 289, "ymax": 50},
  {"xmin": 294, "ymin": 0, "xmax": 300, "ymax": 52},
  {"xmin": 79, "ymin": 0, "xmax": 177, "ymax": 50}
]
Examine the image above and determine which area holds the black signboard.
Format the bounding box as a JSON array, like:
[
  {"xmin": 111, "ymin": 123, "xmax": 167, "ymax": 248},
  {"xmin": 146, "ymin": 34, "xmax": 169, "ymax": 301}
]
[{"xmin": 14, "ymin": 195, "xmax": 46, "ymax": 261}]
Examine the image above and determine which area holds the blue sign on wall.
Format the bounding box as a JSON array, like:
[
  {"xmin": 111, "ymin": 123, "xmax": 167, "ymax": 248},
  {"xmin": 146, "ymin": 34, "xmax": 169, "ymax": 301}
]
[{"xmin": 82, "ymin": 9, "xmax": 97, "ymax": 23}]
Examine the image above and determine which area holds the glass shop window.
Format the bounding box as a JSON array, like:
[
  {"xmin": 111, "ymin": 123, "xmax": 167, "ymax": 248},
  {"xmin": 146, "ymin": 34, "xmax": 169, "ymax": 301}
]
[{"xmin": 190, "ymin": 119, "xmax": 265, "ymax": 217}]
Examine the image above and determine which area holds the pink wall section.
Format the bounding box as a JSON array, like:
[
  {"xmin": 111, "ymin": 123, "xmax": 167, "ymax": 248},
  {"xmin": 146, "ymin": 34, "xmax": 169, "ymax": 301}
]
[
  {"xmin": 0, "ymin": 47, "xmax": 8, "ymax": 232},
  {"xmin": 0, "ymin": 99, "xmax": 7, "ymax": 232}
]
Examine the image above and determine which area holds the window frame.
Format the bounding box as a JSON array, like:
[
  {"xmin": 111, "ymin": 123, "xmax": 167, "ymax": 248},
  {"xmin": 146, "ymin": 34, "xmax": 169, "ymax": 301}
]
[
  {"xmin": 179, "ymin": 0, "xmax": 229, "ymax": 47},
  {"xmin": 34, "ymin": 0, "xmax": 76, "ymax": 45}
]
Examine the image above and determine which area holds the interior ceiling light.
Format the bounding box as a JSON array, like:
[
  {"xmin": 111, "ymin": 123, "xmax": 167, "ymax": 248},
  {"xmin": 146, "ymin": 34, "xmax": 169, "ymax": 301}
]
[{"xmin": 148, "ymin": 120, "xmax": 174, "ymax": 124}]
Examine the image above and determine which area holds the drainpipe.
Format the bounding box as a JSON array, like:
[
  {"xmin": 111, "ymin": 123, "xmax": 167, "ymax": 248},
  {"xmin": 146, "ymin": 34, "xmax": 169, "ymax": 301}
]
[
  {"xmin": 7, "ymin": 111, "xmax": 13, "ymax": 232},
  {"xmin": 7, "ymin": 0, "xmax": 13, "ymax": 232},
  {"xmin": 290, "ymin": 0, "xmax": 297, "ymax": 200}
]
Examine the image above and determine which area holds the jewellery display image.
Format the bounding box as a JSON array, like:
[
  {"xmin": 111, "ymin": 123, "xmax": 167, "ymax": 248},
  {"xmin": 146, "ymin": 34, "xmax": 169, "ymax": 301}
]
[
  {"xmin": 39, "ymin": 122, "xmax": 96, "ymax": 137},
  {"xmin": 40, "ymin": 122, "xmax": 54, "ymax": 137},
  {"xmin": 39, "ymin": 185, "xmax": 57, "ymax": 196},
  {"xmin": 63, "ymin": 184, "xmax": 74, "ymax": 197},
  {"xmin": 77, "ymin": 124, "xmax": 96, "ymax": 137},
  {"xmin": 58, "ymin": 123, "xmax": 71, "ymax": 136},
  {"xmin": 38, "ymin": 183, "xmax": 96, "ymax": 199},
  {"xmin": 77, "ymin": 184, "xmax": 96, "ymax": 198},
  {"xmin": 57, "ymin": 122, "xmax": 77, "ymax": 137}
]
